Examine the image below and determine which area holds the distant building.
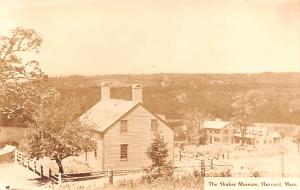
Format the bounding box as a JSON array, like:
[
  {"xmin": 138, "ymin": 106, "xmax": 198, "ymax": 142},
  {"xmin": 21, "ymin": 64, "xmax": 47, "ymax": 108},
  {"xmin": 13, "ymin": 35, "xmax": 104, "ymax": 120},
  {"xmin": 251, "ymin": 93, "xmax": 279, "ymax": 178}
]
[
  {"xmin": 203, "ymin": 119, "xmax": 235, "ymax": 144},
  {"xmin": 234, "ymin": 123, "xmax": 282, "ymax": 145},
  {"xmin": 80, "ymin": 82, "xmax": 174, "ymax": 170},
  {"xmin": 204, "ymin": 120, "xmax": 282, "ymax": 146}
]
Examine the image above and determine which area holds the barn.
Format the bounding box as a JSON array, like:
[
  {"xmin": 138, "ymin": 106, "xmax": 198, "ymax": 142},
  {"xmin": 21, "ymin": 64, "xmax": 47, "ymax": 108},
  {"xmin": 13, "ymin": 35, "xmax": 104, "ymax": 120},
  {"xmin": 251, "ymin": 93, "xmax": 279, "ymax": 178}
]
[{"xmin": 80, "ymin": 82, "xmax": 174, "ymax": 170}]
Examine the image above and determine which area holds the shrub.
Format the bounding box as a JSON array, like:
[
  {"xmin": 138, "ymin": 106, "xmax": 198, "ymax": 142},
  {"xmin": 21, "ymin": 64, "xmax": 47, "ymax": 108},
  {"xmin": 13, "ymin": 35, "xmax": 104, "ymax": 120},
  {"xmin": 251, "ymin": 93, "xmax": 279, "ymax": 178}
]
[
  {"xmin": 144, "ymin": 134, "xmax": 174, "ymax": 183},
  {"xmin": 252, "ymin": 171, "xmax": 261, "ymax": 177}
]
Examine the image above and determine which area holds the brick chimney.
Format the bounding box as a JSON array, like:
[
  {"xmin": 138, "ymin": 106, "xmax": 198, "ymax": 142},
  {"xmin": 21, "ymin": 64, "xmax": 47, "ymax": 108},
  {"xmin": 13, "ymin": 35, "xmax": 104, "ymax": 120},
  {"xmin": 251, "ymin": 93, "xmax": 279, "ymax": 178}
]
[
  {"xmin": 132, "ymin": 83, "xmax": 143, "ymax": 103},
  {"xmin": 101, "ymin": 82, "xmax": 110, "ymax": 101}
]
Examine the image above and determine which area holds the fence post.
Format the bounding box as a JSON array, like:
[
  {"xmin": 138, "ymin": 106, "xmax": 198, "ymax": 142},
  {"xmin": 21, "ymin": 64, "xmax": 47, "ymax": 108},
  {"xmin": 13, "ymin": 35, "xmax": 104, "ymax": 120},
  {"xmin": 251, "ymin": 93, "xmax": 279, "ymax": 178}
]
[
  {"xmin": 40, "ymin": 165, "xmax": 44, "ymax": 178},
  {"xmin": 109, "ymin": 170, "xmax": 113, "ymax": 184},
  {"xmin": 49, "ymin": 169, "xmax": 52, "ymax": 179},
  {"xmin": 179, "ymin": 151, "xmax": 182, "ymax": 162},
  {"xmin": 58, "ymin": 173, "xmax": 62, "ymax": 184},
  {"xmin": 27, "ymin": 158, "xmax": 29, "ymax": 168},
  {"xmin": 14, "ymin": 150, "xmax": 17, "ymax": 163},
  {"xmin": 34, "ymin": 161, "xmax": 37, "ymax": 173},
  {"xmin": 201, "ymin": 160, "xmax": 205, "ymax": 177},
  {"xmin": 210, "ymin": 159, "xmax": 213, "ymax": 169},
  {"xmin": 281, "ymin": 153, "xmax": 285, "ymax": 177}
]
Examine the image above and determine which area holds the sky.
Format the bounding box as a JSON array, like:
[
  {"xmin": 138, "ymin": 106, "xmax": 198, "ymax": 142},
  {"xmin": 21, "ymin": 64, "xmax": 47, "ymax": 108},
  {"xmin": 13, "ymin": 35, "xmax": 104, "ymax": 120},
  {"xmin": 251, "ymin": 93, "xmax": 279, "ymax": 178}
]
[{"xmin": 0, "ymin": 0, "xmax": 299, "ymax": 76}]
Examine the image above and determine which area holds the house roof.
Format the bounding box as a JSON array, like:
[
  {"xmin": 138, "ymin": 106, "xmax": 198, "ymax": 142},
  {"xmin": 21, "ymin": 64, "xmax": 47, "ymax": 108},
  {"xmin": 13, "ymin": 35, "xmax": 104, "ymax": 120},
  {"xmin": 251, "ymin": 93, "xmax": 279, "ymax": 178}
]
[
  {"xmin": 0, "ymin": 145, "xmax": 16, "ymax": 155},
  {"xmin": 271, "ymin": 131, "xmax": 282, "ymax": 138},
  {"xmin": 80, "ymin": 99, "xmax": 139, "ymax": 132},
  {"xmin": 203, "ymin": 120, "xmax": 230, "ymax": 129},
  {"xmin": 80, "ymin": 99, "xmax": 169, "ymax": 133}
]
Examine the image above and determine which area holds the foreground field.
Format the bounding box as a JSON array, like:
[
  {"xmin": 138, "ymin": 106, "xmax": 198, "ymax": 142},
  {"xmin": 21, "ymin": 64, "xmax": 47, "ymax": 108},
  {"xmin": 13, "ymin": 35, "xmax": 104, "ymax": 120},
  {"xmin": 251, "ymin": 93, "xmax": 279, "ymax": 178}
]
[
  {"xmin": 0, "ymin": 138, "xmax": 299, "ymax": 189},
  {"xmin": 50, "ymin": 175, "xmax": 203, "ymax": 190}
]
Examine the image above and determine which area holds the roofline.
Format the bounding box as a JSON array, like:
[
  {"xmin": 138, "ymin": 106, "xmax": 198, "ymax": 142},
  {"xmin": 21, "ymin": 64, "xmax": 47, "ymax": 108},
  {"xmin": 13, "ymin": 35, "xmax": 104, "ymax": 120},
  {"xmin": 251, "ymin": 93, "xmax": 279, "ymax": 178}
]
[
  {"xmin": 101, "ymin": 102, "xmax": 173, "ymax": 134},
  {"xmin": 203, "ymin": 122, "xmax": 231, "ymax": 130},
  {"xmin": 141, "ymin": 103, "xmax": 172, "ymax": 129}
]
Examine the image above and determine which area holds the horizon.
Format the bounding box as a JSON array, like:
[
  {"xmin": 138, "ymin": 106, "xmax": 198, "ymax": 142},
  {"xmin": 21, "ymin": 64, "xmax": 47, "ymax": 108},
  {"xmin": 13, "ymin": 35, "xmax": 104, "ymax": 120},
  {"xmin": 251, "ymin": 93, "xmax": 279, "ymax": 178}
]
[{"xmin": 48, "ymin": 71, "xmax": 300, "ymax": 78}]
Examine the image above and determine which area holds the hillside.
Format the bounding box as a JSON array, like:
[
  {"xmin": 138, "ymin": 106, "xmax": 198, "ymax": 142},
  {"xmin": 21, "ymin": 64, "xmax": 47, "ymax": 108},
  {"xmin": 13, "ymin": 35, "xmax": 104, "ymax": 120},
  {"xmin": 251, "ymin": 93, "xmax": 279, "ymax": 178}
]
[{"xmin": 49, "ymin": 72, "xmax": 300, "ymax": 125}]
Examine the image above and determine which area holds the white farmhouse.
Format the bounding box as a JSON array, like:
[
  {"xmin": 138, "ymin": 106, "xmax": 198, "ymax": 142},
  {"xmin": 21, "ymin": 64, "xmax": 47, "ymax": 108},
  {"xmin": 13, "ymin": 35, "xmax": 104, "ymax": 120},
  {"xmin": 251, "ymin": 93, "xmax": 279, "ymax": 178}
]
[{"xmin": 79, "ymin": 82, "xmax": 174, "ymax": 170}]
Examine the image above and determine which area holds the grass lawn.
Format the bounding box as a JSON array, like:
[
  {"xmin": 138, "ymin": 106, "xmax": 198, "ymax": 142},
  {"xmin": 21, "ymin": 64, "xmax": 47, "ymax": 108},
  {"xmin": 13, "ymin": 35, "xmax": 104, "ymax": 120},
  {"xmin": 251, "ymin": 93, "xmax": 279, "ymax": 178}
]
[{"xmin": 49, "ymin": 175, "xmax": 203, "ymax": 190}]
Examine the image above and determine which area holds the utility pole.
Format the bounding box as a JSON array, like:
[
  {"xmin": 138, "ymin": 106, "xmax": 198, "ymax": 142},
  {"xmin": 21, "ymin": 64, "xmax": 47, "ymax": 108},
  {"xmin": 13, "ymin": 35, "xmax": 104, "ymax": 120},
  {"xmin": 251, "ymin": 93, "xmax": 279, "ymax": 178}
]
[{"xmin": 280, "ymin": 152, "xmax": 285, "ymax": 177}]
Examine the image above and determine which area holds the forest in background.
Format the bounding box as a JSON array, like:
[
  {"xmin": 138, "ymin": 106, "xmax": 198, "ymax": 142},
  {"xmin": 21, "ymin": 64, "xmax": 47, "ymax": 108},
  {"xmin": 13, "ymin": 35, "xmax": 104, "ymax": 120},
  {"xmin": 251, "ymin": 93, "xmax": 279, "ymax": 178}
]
[{"xmin": 49, "ymin": 72, "xmax": 300, "ymax": 125}]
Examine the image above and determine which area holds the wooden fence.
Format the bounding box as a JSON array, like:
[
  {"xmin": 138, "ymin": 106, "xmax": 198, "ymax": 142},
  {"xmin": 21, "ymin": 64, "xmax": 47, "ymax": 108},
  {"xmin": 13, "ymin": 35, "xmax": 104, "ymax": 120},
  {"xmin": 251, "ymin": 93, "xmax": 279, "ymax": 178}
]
[
  {"xmin": 15, "ymin": 150, "xmax": 141, "ymax": 184},
  {"xmin": 15, "ymin": 150, "xmax": 232, "ymax": 184},
  {"xmin": 15, "ymin": 150, "xmax": 62, "ymax": 184}
]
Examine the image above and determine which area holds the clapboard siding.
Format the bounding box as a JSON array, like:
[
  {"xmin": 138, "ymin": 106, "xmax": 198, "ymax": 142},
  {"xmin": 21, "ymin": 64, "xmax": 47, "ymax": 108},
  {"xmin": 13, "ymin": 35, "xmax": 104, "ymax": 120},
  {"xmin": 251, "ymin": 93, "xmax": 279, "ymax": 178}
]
[
  {"xmin": 103, "ymin": 105, "xmax": 174, "ymax": 170},
  {"xmin": 207, "ymin": 124, "xmax": 235, "ymax": 144}
]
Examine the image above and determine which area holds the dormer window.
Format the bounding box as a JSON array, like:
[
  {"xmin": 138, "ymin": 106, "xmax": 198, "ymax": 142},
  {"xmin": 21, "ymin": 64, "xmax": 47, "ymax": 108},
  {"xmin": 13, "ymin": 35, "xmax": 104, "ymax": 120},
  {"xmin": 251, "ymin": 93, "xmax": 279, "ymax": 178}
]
[
  {"xmin": 120, "ymin": 120, "xmax": 128, "ymax": 133},
  {"xmin": 151, "ymin": 119, "xmax": 159, "ymax": 134}
]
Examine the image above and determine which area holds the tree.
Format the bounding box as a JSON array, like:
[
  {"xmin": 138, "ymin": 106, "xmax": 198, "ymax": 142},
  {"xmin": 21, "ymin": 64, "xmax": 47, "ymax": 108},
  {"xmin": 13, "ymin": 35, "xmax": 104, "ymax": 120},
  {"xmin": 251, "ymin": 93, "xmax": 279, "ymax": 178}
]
[
  {"xmin": 294, "ymin": 130, "xmax": 300, "ymax": 153},
  {"xmin": 184, "ymin": 108, "xmax": 209, "ymax": 145},
  {"xmin": 0, "ymin": 27, "xmax": 54, "ymax": 126},
  {"xmin": 21, "ymin": 97, "xmax": 96, "ymax": 174},
  {"xmin": 231, "ymin": 91, "xmax": 264, "ymax": 145},
  {"xmin": 145, "ymin": 134, "xmax": 173, "ymax": 180}
]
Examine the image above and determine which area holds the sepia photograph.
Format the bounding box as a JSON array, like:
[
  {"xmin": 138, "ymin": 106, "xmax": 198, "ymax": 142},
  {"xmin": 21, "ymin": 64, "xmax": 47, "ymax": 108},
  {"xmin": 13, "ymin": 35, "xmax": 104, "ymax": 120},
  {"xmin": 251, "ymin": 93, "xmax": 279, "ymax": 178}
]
[{"xmin": 0, "ymin": 0, "xmax": 300, "ymax": 189}]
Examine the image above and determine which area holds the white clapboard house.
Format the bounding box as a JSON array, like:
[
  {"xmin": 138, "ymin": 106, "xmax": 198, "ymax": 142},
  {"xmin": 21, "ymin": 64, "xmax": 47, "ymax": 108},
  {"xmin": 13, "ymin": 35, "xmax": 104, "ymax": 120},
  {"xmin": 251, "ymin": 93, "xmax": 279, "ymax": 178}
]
[{"xmin": 80, "ymin": 82, "xmax": 174, "ymax": 170}]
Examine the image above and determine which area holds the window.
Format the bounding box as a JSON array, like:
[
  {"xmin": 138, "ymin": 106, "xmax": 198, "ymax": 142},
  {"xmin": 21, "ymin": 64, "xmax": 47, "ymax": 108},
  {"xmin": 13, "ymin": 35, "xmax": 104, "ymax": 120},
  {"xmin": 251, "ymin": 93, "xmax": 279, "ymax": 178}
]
[
  {"xmin": 151, "ymin": 119, "xmax": 159, "ymax": 134},
  {"xmin": 215, "ymin": 130, "xmax": 220, "ymax": 134},
  {"xmin": 233, "ymin": 129, "xmax": 236, "ymax": 133},
  {"xmin": 120, "ymin": 120, "xmax": 128, "ymax": 133},
  {"xmin": 120, "ymin": 144, "xmax": 128, "ymax": 160},
  {"xmin": 224, "ymin": 137, "xmax": 228, "ymax": 142},
  {"xmin": 224, "ymin": 129, "xmax": 228, "ymax": 134},
  {"xmin": 214, "ymin": 137, "xmax": 220, "ymax": 142}
]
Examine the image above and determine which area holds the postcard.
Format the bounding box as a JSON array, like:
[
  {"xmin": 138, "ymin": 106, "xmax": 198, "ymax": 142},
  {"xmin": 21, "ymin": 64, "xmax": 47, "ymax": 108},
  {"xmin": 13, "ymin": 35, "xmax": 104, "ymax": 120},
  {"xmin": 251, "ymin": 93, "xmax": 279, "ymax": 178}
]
[{"xmin": 0, "ymin": 0, "xmax": 299, "ymax": 189}]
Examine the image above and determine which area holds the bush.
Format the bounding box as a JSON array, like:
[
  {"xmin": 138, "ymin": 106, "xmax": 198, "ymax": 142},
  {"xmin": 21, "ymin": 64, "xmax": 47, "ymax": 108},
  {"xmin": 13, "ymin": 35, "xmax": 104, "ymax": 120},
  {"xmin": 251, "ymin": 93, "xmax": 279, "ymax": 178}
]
[
  {"xmin": 142, "ymin": 162, "xmax": 174, "ymax": 183},
  {"xmin": 252, "ymin": 171, "xmax": 261, "ymax": 177},
  {"xmin": 206, "ymin": 169, "xmax": 232, "ymax": 177},
  {"xmin": 47, "ymin": 173, "xmax": 203, "ymax": 190}
]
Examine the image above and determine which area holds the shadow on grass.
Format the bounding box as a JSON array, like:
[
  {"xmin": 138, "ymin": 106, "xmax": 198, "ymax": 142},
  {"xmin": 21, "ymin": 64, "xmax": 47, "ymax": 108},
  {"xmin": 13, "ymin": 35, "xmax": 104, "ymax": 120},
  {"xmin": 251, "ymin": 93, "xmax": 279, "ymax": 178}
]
[{"xmin": 28, "ymin": 177, "xmax": 51, "ymax": 187}]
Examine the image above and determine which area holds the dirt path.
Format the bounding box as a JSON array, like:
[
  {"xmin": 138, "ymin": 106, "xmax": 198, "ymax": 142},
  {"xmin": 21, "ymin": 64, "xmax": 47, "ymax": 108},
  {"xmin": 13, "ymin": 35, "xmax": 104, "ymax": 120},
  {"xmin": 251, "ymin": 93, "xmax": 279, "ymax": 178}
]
[{"xmin": 0, "ymin": 163, "xmax": 49, "ymax": 189}]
